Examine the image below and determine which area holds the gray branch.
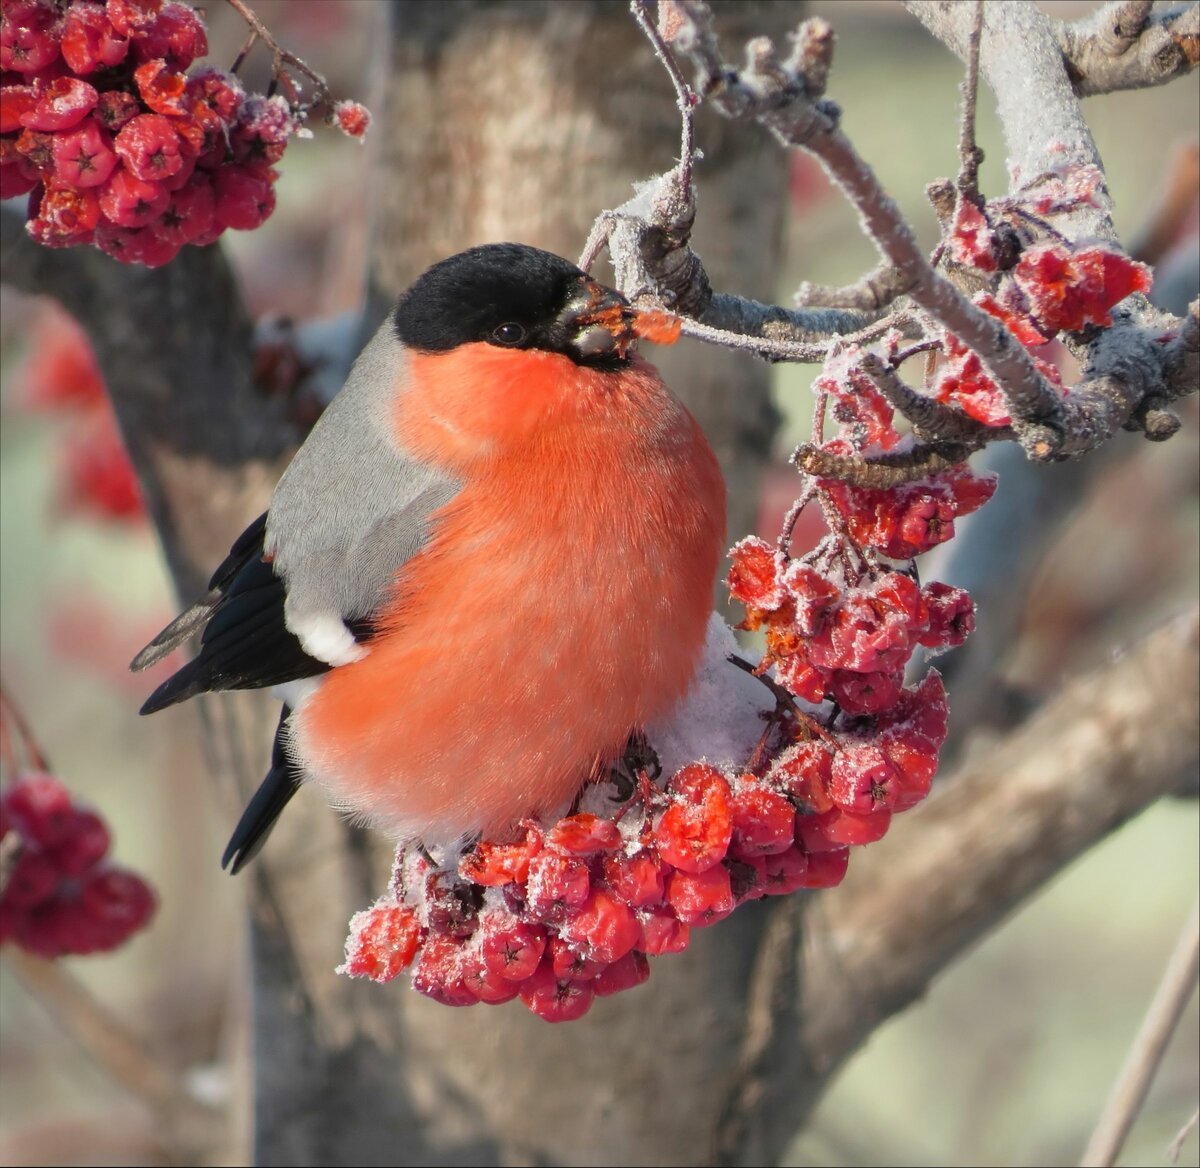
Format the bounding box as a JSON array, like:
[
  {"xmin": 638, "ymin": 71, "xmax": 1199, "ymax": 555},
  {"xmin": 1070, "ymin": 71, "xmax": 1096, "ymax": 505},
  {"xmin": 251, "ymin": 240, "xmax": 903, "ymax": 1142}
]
[{"xmin": 1058, "ymin": 0, "xmax": 1200, "ymax": 96}]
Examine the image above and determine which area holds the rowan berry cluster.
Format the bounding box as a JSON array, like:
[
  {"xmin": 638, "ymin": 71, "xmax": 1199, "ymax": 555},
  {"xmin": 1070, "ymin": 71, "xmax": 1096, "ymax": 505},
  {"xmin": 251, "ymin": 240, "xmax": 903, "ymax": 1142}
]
[
  {"xmin": 1, "ymin": 772, "xmax": 156, "ymax": 957},
  {"xmin": 2, "ymin": 0, "xmax": 370, "ymax": 267}
]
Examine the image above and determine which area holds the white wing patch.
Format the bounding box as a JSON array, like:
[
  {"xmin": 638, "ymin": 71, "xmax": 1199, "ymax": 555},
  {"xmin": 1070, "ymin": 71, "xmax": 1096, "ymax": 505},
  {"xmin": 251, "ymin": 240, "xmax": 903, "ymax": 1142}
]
[{"xmin": 291, "ymin": 613, "xmax": 368, "ymax": 667}]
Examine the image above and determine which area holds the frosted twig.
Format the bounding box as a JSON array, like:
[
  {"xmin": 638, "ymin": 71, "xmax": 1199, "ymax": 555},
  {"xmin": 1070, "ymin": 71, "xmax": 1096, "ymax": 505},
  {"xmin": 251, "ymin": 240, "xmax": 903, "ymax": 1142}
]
[
  {"xmin": 223, "ymin": 0, "xmax": 335, "ymax": 117},
  {"xmin": 1079, "ymin": 898, "xmax": 1200, "ymax": 1167},
  {"xmin": 1057, "ymin": 1, "xmax": 1199, "ymax": 97},
  {"xmin": 956, "ymin": 0, "xmax": 986, "ymax": 205},
  {"xmin": 794, "ymin": 264, "xmax": 912, "ymax": 311},
  {"xmin": 632, "ymin": 1, "xmax": 698, "ymax": 195},
  {"xmin": 794, "ymin": 442, "xmax": 972, "ymax": 488},
  {"xmin": 858, "ymin": 352, "xmax": 999, "ymax": 445}
]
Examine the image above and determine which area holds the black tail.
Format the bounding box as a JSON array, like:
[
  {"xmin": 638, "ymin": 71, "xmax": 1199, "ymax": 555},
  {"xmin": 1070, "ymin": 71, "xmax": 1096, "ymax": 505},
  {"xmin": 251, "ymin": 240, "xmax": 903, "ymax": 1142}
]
[{"xmin": 222, "ymin": 706, "xmax": 303, "ymax": 874}]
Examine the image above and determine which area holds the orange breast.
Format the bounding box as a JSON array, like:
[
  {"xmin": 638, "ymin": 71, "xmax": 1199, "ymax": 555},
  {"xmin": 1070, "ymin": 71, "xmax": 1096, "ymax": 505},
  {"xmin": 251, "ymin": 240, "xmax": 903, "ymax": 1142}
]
[{"xmin": 291, "ymin": 346, "xmax": 726, "ymax": 845}]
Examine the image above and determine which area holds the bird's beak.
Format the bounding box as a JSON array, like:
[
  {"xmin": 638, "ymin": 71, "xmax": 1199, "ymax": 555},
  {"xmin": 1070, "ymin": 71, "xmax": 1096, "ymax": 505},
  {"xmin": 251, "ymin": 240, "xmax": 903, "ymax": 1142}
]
[{"xmin": 558, "ymin": 279, "xmax": 639, "ymax": 362}]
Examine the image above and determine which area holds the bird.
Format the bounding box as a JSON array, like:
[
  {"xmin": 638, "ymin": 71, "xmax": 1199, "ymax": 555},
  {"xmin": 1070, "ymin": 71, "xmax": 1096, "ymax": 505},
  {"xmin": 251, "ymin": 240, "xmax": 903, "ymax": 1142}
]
[{"xmin": 132, "ymin": 242, "xmax": 727, "ymax": 873}]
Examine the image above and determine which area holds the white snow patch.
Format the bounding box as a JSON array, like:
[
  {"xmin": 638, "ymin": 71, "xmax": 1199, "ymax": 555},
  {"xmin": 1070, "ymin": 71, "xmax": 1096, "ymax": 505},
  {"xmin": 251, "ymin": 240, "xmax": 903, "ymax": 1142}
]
[{"xmin": 647, "ymin": 612, "xmax": 774, "ymax": 780}]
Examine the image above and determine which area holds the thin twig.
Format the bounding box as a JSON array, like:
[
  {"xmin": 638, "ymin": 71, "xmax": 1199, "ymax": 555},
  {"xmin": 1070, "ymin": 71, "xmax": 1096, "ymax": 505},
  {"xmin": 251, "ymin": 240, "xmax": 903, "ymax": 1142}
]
[
  {"xmin": 956, "ymin": 0, "xmax": 986, "ymax": 204},
  {"xmin": 1169, "ymin": 1109, "xmax": 1199, "ymax": 1163},
  {"xmin": 4, "ymin": 949, "xmax": 221, "ymax": 1141},
  {"xmin": 223, "ymin": 0, "xmax": 335, "ymax": 115},
  {"xmin": 632, "ymin": 0, "xmax": 697, "ymax": 195},
  {"xmin": 0, "ymin": 685, "xmax": 49, "ymax": 773},
  {"xmin": 1079, "ymin": 898, "xmax": 1200, "ymax": 1167},
  {"xmin": 678, "ymin": 316, "xmax": 829, "ymax": 362},
  {"xmin": 795, "ymin": 441, "xmax": 972, "ymax": 488},
  {"xmin": 794, "ymin": 264, "xmax": 912, "ymax": 312}
]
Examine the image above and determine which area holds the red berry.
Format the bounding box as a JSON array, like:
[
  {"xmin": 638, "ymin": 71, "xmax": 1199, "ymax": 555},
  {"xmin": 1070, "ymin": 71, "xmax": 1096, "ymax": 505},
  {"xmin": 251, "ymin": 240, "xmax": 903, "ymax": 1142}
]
[
  {"xmin": 479, "ymin": 912, "xmax": 545, "ymax": 982},
  {"xmin": 636, "ymin": 908, "xmax": 691, "ymax": 955},
  {"xmin": 231, "ymin": 94, "xmax": 295, "ymax": 166},
  {"xmin": 152, "ymin": 174, "xmax": 213, "ymax": 245},
  {"xmin": 459, "ymin": 832, "xmax": 540, "ymax": 886},
  {"xmin": 729, "ymin": 782, "xmax": 796, "ymax": 857},
  {"xmin": 654, "ymin": 766, "xmax": 733, "ymax": 874},
  {"xmin": 132, "ymin": 2, "xmax": 207, "ymax": 70},
  {"xmin": 49, "ymin": 809, "xmax": 111, "ymax": 876},
  {"xmin": 547, "ymin": 813, "xmax": 621, "ymax": 856},
  {"xmin": 760, "ymin": 845, "xmax": 811, "ymax": 895},
  {"xmin": 334, "ymin": 99, "xmax": 370, "ymax": 139},
  {"xmin": 919, "ymin": 582, "xmax": 975, "ymax": 649},
  {"xmin": 132, "ymin": 57, "xmax": 189, "ymax": 116},
  {"xmin": 52, "ymin": 120, "xmax": 117, "ymax": 187},
  {"xmin": 0, "ymin": 82, "xmax": 37, "ymax": 133},
  {"xmin": 27, "ymin": 182, "xmax": 100, "ymax": 246},
  {"xmin": 820, "ymin": 806, "xmax": 892, "ymax": 847},
  {"xmin": 829, "ymin": 744, "xmax": 901, "ymax": 813},
  {"xmin": 5, "ymin": 773, "xmax": 74, "ymax": 847},
  {"xmin": 79, "ymin": 866, "xmax": 156, "ymax": 942},
  {"xmin": 518, "ymin": 956, "xmax": 595, "ymax": 1023},
  {"xmin": 61, "ymin": 2, "xmax": 129, "ymax": 74},
  {"xmin": 94, "ymin": 89, "xmax": 140, "ymax": 132},
  {"xmin": 781, "ymin": 564, "xmax": 841, "ymax": 636},
  {"xmin": 593, "ymin": 950, "xmax": 650, "ymax": 997},
  {"xmin": 461, "ymin": 959, "xmax": 520, "ymax": 1005},
  {"xmin": 827, "ymin": 668, "xmax": 904, "ymax": 716},
  {"xmin": 799, "ymin": 847, "xmax": 849, "ymax": 888},
  {"xmin": 1, "ymin": 3, "xmax": 61, "ymax": 75},
  {"xmin": 768, "ymin": 739, "xmax": 835, "ymax": 811},
  {"xmin": 186, "ymin": 66, "xmax": 243, "ymax": 131},
  {"xmin": 99, "ymin": 167, "xmax": 169, "ymax": 228},
  {"xmin": 340, "ymin": 902, "xmax": 421, "ymax": 983},
  {"xmin": 548, "ymin": 936, "xmax": 606, "ymax": 981},
  {"xmin": 525, "ymin": 851, "xmax": 590, "ymax": 919},
  {"xmin": 115, "ymin": 112, "xmax": 184, "ymax": 181},
  {"xmin": 665, "ymin": 864, "xmax": 735, "ymax": 927},
  {"xmin": 3, "ymin": 851, "xmax": 60, "ymax": 909},
  {"xmin": 21, "ymin": 77, "xmax": 99, "ymax": 132},
  {"xmin": 213, "ymin": 163, "xmax": 276, "ymax": 231},
  {"xmin": 602, "ymin": 849, "xmax": 665, "ymax": 908},
  {"xmin": 106, "ymin": 0, "xmax": 164, "ymax": 37},
  {"xmin": 561, "ymin": 888, "xmax": 640, "ymax": 964},
  {"xmin": 410, "ymin": 935, "xmax": 478, "ymax": 1007},
  {"xmin": 727, "ymin": 536, "xmax": 785, "ymax": 611}
]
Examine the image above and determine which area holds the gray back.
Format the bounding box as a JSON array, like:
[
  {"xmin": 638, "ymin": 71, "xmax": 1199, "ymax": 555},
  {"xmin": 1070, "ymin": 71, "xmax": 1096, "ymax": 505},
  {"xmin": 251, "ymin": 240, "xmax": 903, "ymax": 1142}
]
[{"xmin": 265, "ymin": 322, "xmax": 461, "ymax": 628}]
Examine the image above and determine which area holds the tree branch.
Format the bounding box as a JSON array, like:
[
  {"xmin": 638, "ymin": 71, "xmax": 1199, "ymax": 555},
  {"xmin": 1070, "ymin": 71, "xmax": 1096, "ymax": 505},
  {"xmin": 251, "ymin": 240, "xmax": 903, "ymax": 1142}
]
[{"xmin": 1058, "ymin": 1, "xmax": 1200, "ymax": 97}]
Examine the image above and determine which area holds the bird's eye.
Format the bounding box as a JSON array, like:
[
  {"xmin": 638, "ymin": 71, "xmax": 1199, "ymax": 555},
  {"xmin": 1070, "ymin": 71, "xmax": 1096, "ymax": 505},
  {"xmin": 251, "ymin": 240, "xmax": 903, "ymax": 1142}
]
[{"xmin": 490, "ymin": 322, "xmax": 526, "ymax": 346}]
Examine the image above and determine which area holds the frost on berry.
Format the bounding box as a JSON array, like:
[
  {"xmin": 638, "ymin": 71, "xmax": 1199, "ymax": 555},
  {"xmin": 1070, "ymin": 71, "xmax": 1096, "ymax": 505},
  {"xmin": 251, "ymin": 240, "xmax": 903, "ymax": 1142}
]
[
  {"xmin": 1, "ymin": 772, "xmax": 156, "ymax": 958},
  {"xmin": 339, "ymin": 901, "xmax": 421, "ymax": 983},
  {"xmin": 1014, "ymin": 243, "xmax": 1152, "ymax": 333},
  {"xmin": 333, "ymin": 99, "xmax": 370, "ymax": 139},
  {"xmin": 340, "ymin": 574, "xmax": 967, "ymax": 1019}
]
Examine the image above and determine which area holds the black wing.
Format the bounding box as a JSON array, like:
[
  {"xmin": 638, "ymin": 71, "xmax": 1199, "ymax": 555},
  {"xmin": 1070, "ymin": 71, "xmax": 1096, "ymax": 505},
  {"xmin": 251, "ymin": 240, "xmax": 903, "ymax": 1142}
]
[
  {"xmin": 222, "ymin": 705, "xmax": 304, "ymax": 873},
  {"xmin": 134, "ymin": 511, "xmax": 339, "ymax": 715}
]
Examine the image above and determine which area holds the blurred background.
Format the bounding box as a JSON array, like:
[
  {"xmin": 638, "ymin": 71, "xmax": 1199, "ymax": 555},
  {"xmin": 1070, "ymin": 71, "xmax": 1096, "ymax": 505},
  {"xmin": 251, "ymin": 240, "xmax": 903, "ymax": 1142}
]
[{"xmin": 0, "ymin": 2, "xmax": 1196, "ymax": 1165}]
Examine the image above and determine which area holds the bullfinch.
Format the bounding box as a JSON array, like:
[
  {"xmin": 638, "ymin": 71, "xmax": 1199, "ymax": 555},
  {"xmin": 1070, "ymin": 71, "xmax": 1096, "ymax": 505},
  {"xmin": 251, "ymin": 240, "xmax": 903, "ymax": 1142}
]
[{"xmin": 133, "ymin": 243, "xmax": 727, "ymax": 872}]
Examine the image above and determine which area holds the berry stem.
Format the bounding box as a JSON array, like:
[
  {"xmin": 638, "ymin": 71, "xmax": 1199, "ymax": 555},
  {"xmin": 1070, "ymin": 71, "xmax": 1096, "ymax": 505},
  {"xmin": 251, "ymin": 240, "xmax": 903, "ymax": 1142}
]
[
  {"xmin": 0, "ymin": 685, "xmax": 49, "ymax": 774},
  {"xmin": 223, "ymin": 0, "xmax": 334, "ymax": 116}
]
